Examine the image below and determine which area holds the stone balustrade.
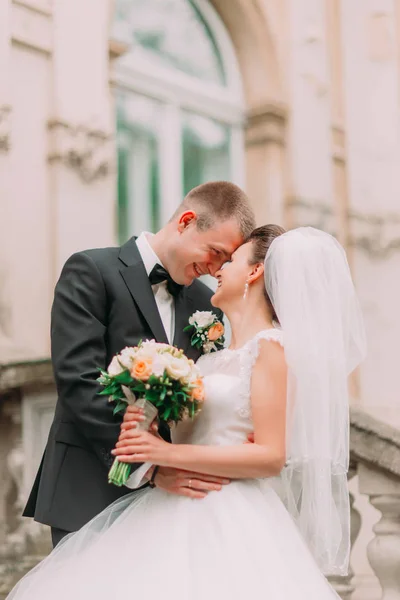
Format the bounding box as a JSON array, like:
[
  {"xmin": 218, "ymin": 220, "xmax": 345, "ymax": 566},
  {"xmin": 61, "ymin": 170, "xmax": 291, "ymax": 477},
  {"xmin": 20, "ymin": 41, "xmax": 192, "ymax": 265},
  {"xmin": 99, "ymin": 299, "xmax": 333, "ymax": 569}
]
[
  {"xmin": 0, "ymin": 361, "xmax": 399, "ymax": 599},
  {"xmin": 330, "ymin": 407, "xmax": 400, "ymax": 600}
]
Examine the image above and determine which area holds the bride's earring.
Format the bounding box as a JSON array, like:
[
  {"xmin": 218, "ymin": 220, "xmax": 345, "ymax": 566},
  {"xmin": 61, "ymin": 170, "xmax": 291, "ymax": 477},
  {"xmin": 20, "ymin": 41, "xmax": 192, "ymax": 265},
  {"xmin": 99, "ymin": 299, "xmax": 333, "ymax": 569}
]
[{"xmin": 243, "ymin": 281, "xmax": 249, "ymax": 300}]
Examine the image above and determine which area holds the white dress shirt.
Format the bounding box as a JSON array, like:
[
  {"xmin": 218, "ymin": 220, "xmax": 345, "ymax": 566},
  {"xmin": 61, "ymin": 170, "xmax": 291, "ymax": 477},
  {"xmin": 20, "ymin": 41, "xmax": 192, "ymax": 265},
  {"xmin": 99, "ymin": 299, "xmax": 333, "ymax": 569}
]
[
  {"xmin": 125, "ymin": 231, "xmax": 175, "ymax": 489},
  {"xmin": 135, "ymin": 231, "xmax": 175, "ymax": 343}
]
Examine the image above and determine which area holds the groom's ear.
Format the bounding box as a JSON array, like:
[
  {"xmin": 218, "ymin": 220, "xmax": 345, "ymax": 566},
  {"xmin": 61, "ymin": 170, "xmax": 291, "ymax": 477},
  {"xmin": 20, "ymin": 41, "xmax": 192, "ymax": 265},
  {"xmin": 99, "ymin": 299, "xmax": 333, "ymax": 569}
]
[
  {"xmin": 248, "ymin": 262, "xmax": 264, "ymax": 283},
  {"xmin": 177, "ymin": 211, "xmax": 197, "ymax": 232}
]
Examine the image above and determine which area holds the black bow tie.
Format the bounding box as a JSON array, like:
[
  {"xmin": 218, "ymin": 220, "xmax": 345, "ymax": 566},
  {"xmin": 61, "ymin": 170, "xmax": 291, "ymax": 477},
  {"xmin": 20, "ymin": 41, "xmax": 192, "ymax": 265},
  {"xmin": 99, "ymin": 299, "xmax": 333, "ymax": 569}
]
[{"xmin": 149, "ymin": 264, "xmax": 183, "ymax": 297}]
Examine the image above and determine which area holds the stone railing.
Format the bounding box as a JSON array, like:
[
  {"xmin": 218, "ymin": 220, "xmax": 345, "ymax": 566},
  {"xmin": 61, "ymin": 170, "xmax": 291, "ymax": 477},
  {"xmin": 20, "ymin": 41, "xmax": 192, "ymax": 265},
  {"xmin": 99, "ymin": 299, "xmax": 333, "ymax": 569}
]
[
  {"xmin": 0, "ymin": 361, "xmax": 399, "ymax": 599},
  {"xmin": 330, "ymin": 407, "xmax": 400, "ymax": 600},
  {"xmin": 0, "ymin": 359, "xmax": 53, "ymax": 393},
  {"xmin": 0, "ymin": 360, "xmax": 54, "ymax": 599}
]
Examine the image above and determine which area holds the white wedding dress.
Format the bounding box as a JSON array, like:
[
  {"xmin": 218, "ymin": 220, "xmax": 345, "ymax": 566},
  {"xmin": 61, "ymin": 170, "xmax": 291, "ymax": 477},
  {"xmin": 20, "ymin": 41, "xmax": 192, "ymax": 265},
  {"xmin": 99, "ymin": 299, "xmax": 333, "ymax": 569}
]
[{"xmin": 8, "ymin": 329, "xmax": 340, "ymax": 600}]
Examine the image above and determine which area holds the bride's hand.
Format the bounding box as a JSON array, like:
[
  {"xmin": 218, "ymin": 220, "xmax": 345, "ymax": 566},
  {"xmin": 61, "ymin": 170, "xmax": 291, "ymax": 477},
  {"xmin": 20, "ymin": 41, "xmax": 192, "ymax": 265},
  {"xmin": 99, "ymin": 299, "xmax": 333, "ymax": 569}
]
[
  {"xmin": 120, "ymin": 405, "xmax": 159, "ymax": 435},
  {"xmin": 112, "ymin": 429, "xmax": 172, "ymax": 465}
]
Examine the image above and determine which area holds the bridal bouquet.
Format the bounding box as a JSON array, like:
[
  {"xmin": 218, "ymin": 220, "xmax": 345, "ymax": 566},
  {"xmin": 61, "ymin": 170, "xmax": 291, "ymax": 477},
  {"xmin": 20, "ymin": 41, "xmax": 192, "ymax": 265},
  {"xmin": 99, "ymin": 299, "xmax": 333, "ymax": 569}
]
[{"xmin": 97, "ymin": 341, "xmax": 204, "ymax": 487}]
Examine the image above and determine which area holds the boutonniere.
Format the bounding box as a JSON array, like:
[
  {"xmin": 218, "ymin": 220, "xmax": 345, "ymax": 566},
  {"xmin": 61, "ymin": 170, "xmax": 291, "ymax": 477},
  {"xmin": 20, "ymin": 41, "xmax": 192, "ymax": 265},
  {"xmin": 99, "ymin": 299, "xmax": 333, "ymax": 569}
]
[{"xmin": 184, "ymin": 311, "xmax": 225, "ymax": 354}]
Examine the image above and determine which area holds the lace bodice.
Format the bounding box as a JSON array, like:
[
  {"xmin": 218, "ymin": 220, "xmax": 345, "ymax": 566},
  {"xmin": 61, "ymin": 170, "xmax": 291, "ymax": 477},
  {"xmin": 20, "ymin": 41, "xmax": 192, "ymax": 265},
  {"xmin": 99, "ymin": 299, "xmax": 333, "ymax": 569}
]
[{"xmin": 172, "ymin": 328, "xmax": 284, "ymax": 446}]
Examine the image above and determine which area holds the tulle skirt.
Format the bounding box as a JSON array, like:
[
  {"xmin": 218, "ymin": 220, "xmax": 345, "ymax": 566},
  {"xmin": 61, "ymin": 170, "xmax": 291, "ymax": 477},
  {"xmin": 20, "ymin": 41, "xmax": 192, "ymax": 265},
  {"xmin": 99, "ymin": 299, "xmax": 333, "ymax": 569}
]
[{"xmin": 8, "ymin": 479, "xmax": 339, "ymax": 600}]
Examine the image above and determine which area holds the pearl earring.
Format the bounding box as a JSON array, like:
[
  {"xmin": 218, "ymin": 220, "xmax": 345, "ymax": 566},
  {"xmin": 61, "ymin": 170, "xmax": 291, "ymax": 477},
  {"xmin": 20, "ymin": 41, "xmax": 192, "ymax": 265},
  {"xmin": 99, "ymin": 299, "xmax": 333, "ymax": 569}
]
[{"xmin": 243, "ymin": 281, "xmax": 249, "ymax": 300}]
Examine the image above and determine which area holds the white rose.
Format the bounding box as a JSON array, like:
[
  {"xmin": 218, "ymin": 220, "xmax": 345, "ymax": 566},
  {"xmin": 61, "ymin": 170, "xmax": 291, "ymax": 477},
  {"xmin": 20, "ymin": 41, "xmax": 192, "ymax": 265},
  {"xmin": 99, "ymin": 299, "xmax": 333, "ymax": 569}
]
[
  {"xmin": 139, "ymin": 340, "xmax": 170, "ymax": 359},
  {"xmin": 107, "ymin": 355, "xmax": 125, "ymax": 375},
  {"xmin": 186, "ymin": 364, "xmax": 202, "ymax": 385},
  {"xmin": 165, "ymin": 356, "xmax": 192, "ymax": 381},
  {"xmin": 152, "ymin": 354, "xmax": 168, "ymax": 378},
  {"xmin": 118, "ymin": 347, "xmax": 137, "ymax": 369},
  {"xmin": 189, "ymin": 311, "xmax": 215, "ymax": 329}
]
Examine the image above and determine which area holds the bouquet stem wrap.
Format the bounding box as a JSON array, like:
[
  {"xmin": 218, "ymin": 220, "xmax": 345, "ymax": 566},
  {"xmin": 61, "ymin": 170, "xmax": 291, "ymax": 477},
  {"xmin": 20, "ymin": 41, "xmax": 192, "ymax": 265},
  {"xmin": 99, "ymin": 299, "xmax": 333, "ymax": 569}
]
[{"xmin": 108, "ymin": 397, "xmax": 158, "ymax": 487}]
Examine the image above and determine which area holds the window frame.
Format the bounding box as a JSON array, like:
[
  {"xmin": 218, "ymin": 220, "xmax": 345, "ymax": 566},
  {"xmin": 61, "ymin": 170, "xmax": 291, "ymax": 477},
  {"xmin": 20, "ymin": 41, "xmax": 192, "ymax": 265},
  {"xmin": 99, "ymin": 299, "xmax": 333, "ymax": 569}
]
[{"xmin": 112, "ymin": 0, "xmax": 246, "ymax": 234}]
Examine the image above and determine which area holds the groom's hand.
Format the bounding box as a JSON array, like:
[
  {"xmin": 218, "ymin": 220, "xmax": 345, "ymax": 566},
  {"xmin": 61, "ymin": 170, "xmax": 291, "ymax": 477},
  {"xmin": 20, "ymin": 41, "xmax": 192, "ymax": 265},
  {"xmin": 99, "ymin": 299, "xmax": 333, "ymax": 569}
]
[
  {"xmin": 152, "ymin": 467, "xmax": 230, "ymax": 499},
  {"xmin": 118, "ymin": 407, "xmax": 230, "ymax": 498}
]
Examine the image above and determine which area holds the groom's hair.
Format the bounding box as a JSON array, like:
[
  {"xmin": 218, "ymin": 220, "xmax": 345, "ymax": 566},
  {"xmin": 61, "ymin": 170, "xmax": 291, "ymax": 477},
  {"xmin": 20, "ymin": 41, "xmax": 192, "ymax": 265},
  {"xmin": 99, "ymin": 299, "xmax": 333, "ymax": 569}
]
[{"xmin": 172, "ymin": 181, "xmax": 256, "ymax": 239}]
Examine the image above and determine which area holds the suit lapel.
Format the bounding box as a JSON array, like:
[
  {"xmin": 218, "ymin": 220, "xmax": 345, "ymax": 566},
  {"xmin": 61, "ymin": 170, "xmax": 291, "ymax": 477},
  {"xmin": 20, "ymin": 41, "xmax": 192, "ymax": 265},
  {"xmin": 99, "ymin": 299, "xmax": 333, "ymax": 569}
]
[
  {"xmin": 173, "ymin": 288, "xmax": 195, "ymax": 353},
  {"xmin": 119, "ymin": 238, "xmax": 169, "ymax": 344}
]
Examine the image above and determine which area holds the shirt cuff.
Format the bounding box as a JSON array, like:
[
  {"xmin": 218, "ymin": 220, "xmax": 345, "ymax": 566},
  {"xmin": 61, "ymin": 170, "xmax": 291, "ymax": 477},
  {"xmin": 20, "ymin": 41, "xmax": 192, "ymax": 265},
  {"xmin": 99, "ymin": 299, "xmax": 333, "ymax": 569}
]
[{"xmin": 125, "ymin": 462, "xmax": 153, "ymax": 489}]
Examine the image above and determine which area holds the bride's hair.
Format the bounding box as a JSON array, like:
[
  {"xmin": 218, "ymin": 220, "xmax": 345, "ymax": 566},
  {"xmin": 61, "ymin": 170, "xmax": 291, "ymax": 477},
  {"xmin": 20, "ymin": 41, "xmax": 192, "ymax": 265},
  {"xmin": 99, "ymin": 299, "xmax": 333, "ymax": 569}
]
[{"xmin": 247, "ymin": 225, "xmax": 286, "ymax": 322}]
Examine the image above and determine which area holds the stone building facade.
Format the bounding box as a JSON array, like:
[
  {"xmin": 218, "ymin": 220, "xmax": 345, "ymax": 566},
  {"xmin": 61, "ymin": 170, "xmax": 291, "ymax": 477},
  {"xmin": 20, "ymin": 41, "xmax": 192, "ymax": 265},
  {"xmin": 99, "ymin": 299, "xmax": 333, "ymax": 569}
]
[{"xmin": 1, "ymin": 1, "xmax": 400, "ymax": 598}]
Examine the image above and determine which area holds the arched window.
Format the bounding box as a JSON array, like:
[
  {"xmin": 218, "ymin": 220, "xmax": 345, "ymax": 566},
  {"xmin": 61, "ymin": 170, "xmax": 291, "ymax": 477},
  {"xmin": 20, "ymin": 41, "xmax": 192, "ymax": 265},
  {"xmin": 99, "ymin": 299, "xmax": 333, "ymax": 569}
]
[{"xmin": 113, "ymin": 0, "xmax": 245, "ymax": 242}]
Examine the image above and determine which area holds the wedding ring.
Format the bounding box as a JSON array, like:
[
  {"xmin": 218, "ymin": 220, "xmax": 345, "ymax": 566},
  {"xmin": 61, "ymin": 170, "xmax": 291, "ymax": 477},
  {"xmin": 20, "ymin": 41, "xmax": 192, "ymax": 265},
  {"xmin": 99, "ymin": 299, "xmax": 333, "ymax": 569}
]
[{"xmin": 188, "ymin": 479, "xmax": 192, "ymax": 489}]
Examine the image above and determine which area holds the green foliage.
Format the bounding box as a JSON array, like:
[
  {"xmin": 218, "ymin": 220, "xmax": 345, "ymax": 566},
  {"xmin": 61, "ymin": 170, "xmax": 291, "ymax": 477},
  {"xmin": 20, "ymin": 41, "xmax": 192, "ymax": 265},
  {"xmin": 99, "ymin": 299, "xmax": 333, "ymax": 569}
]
[
  {"xmin": 185, "ymin": 322, "xmax": 225, "ymax": 354},
  {"xmin": 97, "ymin": 367, "xmax": 202, "ymax": 425}
]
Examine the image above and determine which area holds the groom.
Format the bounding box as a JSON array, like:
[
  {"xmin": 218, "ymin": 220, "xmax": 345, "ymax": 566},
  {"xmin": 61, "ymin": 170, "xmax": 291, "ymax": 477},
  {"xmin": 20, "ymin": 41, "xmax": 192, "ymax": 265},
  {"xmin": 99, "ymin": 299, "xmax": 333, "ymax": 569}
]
[{"xmin": 23, "ymin": 181, "xmax": 255, "ymax": 547}]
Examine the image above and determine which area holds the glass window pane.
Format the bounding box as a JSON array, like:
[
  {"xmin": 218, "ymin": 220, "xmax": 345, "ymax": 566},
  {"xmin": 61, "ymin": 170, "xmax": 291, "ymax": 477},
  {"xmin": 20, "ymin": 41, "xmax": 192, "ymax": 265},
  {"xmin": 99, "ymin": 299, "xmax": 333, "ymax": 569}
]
[
  {"xmin": 182, "ymin": 112, "xmax": 231, "ymax": 196},
  {"xmin": 117, "ymin": 145, "xmax": 130, "ymax": 243},
  {"xmin": 114, "ymin": 0, "xmax": 225, "ymax": 85},
  {"xmin": 116, "ymin": 94, "xmax": 161, "ymax": 243}
]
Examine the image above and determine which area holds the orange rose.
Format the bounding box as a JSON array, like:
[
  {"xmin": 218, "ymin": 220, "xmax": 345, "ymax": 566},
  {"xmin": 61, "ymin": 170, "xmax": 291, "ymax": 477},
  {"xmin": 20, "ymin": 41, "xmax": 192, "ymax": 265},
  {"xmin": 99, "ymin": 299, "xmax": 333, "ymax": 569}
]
[
  {"xmin": 207, "ymin": 322, "xmax": 224, "ymax": 341},
  {"xmin": 130, "ymin": 357, "xmax": 153, "ymax": 381},
  {"xmin": 191, "ymin": 378, "xmax": 205, "ymax": 402}
]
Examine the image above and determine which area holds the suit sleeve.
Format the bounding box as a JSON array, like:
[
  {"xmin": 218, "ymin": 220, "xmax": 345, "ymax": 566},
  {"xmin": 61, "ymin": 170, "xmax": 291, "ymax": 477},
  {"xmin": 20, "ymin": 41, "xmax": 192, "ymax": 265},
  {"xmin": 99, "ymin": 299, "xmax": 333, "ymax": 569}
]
[{"xmin": 51, "ymin": 251, "xmax": 139, "ymax": 473}]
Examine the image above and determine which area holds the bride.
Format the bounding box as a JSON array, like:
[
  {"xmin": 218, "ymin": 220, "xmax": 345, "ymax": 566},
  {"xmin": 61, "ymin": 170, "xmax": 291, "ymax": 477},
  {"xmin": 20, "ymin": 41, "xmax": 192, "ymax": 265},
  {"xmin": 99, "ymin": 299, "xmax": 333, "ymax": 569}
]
[{"xmin": 7, "ymin": 225, "xmax": 366, "ymax": 600}]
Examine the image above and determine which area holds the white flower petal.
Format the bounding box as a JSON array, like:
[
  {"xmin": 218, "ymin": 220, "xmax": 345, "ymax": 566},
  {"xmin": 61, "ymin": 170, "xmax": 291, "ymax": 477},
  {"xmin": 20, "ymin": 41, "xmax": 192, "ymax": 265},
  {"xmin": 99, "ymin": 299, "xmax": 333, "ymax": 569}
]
[{"xmin": 107, "ymin": 355, "xmax": 125, "ymax": 375}]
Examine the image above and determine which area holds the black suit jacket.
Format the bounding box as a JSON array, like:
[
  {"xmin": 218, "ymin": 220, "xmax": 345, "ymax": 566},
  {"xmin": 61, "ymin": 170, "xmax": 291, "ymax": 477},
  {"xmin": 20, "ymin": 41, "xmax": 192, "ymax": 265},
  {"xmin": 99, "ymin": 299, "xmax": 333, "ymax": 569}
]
[{"xmin": 23, "ymin": 236, "xmax": 222, "ymax": 533}]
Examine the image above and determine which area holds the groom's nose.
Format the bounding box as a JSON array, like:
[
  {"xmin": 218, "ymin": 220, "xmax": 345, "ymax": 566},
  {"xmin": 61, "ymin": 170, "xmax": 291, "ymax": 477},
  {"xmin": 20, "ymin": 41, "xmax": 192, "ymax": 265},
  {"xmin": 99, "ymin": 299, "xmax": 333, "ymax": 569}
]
[{"xmin": 207, "ymin": 259, "xmax": 224, "ymax": 277}]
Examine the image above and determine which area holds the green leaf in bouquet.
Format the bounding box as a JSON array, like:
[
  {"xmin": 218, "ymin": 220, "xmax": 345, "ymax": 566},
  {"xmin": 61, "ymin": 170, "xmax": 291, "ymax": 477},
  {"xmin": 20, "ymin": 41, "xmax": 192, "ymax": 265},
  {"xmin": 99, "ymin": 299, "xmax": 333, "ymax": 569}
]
[
  {"xmin": 108, "ymin": 382, "xmax": 120, "ymax": 393},
  {"xmin": 172, "ymin": 405, "xmax": 180, "ymax": 422},
  {"xmin": 175, "ymin": 391, "xmax": 187, "ymax": 403},
  {"xmin": 98, "ymin": 387, "xmax": 112, "ymax": 396},
  {"xmin": 163, "ymin": 406, "xmax": 171, "ymax": 421},
  {"xmin": 183, "ymin": 325, "xmax": 193, "ymax": 332},
  {"xmin": 97, "ymin": 368, "xmax": 109, "ymax": 378},
  {"xmin": 133, "ymin": 379, "xmax": 146, "ymax": 389},
  {"xmin": 112, "ymin": 371, "xmax": 133, "ymax": 385},
  {"xmin": 145, "ymin": 389, "xmax": 161, "ymax": 403},
  {"xmin": 113, "ymin": 400, "xmax": 128, "ymax": 415},
  {"xmin": 160, "ymin": 387, "xmax": 167, "ymax": 401}
]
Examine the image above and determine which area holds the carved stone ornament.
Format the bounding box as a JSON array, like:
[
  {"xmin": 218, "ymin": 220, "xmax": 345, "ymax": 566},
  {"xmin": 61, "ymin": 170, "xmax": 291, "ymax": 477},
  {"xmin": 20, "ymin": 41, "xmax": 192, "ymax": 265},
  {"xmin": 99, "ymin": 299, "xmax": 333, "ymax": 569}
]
[
  {"xmin": 245, "ymin": 103, "xmax": 287, "ymax": 147},
  {"xmin": 47, "ymin": 120, "xmax": 115, "ymax": 184},
  {"xmin": 0, "ymin": 105, "xmax": 11, "ymax": 153},
  {"xmin": 289, "ymin": 198, "xmax": 400, "ymax": 258}
]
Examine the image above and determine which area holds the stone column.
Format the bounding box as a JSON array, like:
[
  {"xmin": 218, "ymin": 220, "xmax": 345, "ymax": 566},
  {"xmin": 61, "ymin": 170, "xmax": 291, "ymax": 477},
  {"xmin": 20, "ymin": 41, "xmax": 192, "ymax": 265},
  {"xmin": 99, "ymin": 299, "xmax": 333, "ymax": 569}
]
[
  {"xmin": 326, "ymin": 0, "xmax": 352, "ymax": 255},
  {"xmin": 329, "ymin": 466, "xmax": 362, "ymax": 600},
  {"xmin": 286, "ymin": 0, "xmax": 335, "ymax": 232},
  {"xmin": 0, "ymin": 0, "xmax": 13, "ymax": 361},
  {"xmin": 0, "ymin": 0, "xmax": 11, "ymax": 154},
  {"xmin": 245, "ymin": 103, "xmax": 287, "ymax": 226},
  {"xmin": 0, "ymin": 392, "xmax": 30, "ymax": 597},
  {"xmin": 358, "ymin": 463, "xmax": 400, "ymax": 600},
  {"xmin": 2, "ymin": 399, "xmax": 26, "ymax": 556},
  {"xmin": 49, "ymin": 0, "xmax": 117, "ymax": 277},
  {"xmin": 341, "ymin": 1, "xmax": 400, "ymax": 417}
]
